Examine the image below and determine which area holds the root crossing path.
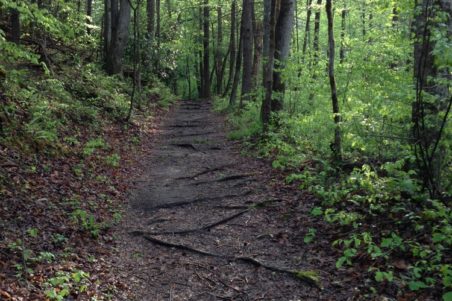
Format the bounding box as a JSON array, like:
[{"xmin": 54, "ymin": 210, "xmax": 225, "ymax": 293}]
[{"xmin": 116, "ymin": 100, "xmax": 344, "ymax": 300}]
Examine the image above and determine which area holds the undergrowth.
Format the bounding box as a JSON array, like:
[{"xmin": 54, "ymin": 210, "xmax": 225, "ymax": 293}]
[
  {"xmin": 0, "ymin": 27, "xmax": 177, "ymax": 300},
  {"xmin": 214, "ymin": 97, "xmax": 452, "ymax": 300}
]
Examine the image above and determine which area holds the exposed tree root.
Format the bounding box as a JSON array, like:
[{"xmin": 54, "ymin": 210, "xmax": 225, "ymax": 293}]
[
  {"xmin": 171, "ymin": 143, "xmax": 198, "ymax": 151},
  {"xmin": 149, "ymin": 191, "xmax": 252, "ymax": 210},
  {"xmin": 131, "ymin": 209, "xmax": 249, "ymax": 236},
  {"xmin": 217, "ymin": 174, "xmax": 254, "ymax": 182},
  {"xmin": 172, "ymin": 131, "xmax": 216, "ymax": 138},
  {"xmin": 213, "ymin": 205, "xmax": 250, "ymax": 210},
  {"xmin": 138, "ymin": 235, "xmax": 322, "ymax": 289},
  {"xmin": 230, "ymin": 179, "xmax": 256, "ymax": 188},
  {"xmin": 146, "ymin": 218, "xmax": 171, "ymax": 225},
  {"xmin": 192, "ymin": 174, "xmax": 253, "ymax": 186},
  {"xmin": 169, "ymin": 124, "xmax": 200, "ymax": 128},
  {"xmin": 212, "ymin": 198, "xmax": 281, "ymax": 210},
  {"xmin": 176, "ymin": 164, "xmax": 234, "ymax": 180}
]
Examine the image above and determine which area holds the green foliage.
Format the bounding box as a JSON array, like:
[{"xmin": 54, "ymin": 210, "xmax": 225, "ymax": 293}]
[
  {"xmin": 295, "ymin": 160, "xmax": 451, "ymax": 294},
  {"xmin": 212, "ymin": 96, "xmax": 230, "ymax": 113},
  {"xmin": 51, "ymin": 233, "xmax": 68, "ymax": 246},
  {"xmin": 27, "ymin": 228, "xmax": 39, "ymax": 238},
  {"xmin": 303, "ymin": 228, "xmax": 316, "ymax": 244},
  {"xmin": 44, "ymin": 270, "xmax": 90, "ymax": 301},
  {"xmin": 104, "ymin": 153, "xmax": 121, "ymax": 167},
  {"xmin": 293, "ymin": 270, "xmax": 321, "ymax": 287},
  {"xmin": 70, "ymin": 209, "xmax": 102, "ymax": 238},
  {"xmin": 146, "ymin": 79, "xmax": 178, "ymax": 109},
  {"xmin": 83, "ymin": 138, "xmax": 109, "ymax": 157},
  {"xmin": 443, "ymin": 291, "xmax": 452, "ymax": 301},
  {"xmin": 212, "ymin": 99, "xmax": 262, "ymax": 140},
  {"xmin": 375, "ymin": 270, "xmax": 394, "ymax": 283}
]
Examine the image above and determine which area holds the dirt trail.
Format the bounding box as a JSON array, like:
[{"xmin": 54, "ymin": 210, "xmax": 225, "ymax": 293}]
[{"xmin": 115, "ymin": 100, "xmax": 347, "ymax": 301}]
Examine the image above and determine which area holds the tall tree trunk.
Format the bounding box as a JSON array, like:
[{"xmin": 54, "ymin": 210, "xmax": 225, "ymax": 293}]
[
  {"xmin": 392, "ymin": 5, "xmax": 398, "ymax": 28},
  {"xmin": 105, "ymin": 0, "xmax": 131, "ymax": 75},
  {"xmin": 368, "ymin": 6, "xmax": 373, "ymax": 43},
  {"xmin": 103, "ymin": 0, "xmax": 112, "ymax": 59},
  {"xmin": 197, "ymin": 50, "xmax": 202, "ymax": 96},
  {"xmin": 361, "ymin": 0, "xmax": 366, "ymax": 38},
  {"xmin": 312, "ymin": 0, "xmax": 322, "ymax": 62},
  {"xmin": 261, "ymin": 0, "xmax": 279, "ymax": 128},
  {"xmin": 271, "ymin": 0, "xmax": 294, "ymax": 112},
  {"xmin": 326, "ymin": 0, "xmax": 342, "ymax": 161},
  {"xmin": 215, "ymin": 5, "xmax": 223, "ymax": 94},
  {"xmin": 86, "ymin": 0, "xmax": 93, "ymax": 34},
  {"xmin": 301, "ymin": 0, "xmax": 312, "ymax": 59},
  {"xmin": 127, "ymin": 0, "xmax": 142, "ymax": 121},
  {"xmin": 294, "ymin": 0, "xmax": 299, "ymax": 53},
  {"xmin": 251, "ymin": 1, "xmax": 263, "ymax": 89},
  {"xmin": 8, "ymin": 9, "xmax": 20, "ymax": 44},
  {"xmin": 198, "ymin": 6, "xmax": 203, "ymax": 95},
  {"xmin": 147, "ymin": 0, "xmax": 155, "ymax": 36},
  {"xmin": 262, "ymin": 0, "xmax": 272, "ymax": 69},
  {"xmin": 156, "ymin": 0, "xmax": 161, "ymax": 46},
  {"xmin": 223, "ymin": 0, "xmax": 237, "ymax": 97},
  {"xmin": 308, "ymin": 0, "xmax": 321, "ymax": 101},
  {"xmin": 201, "ymin": 0, "xmax": 211, "ymax": 98},
  {"xmin": 210, "ymin": 22, "xmax": 217, "ymax": 90},
  {"xmin": 340, "ymin": 3, "xmax": 347, "ymax": 63},
  {"xmin": 412, "ymin": 0, "xmax": 452, "ymax": 197},
  {"xmin": 111, "ymin": 0, "xmax": 119, "ymax": 27},
  {"xmin": 230, "ymin": 14, "xmax": 243, "ymax": 106},
  {"xmin": 240, "ymin": 0, "xmax": 254, "ymax": 105},
  {"xmin": 186, "ymin": 56, "xmax": 192, "ymax": 99}
]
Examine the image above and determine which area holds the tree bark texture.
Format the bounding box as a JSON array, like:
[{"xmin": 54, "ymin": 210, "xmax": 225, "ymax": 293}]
[
  {"xmin": 86, "ymin": 0, "xmax": 93, "ymax": 34},
  {"xmin": 326, "ymin": 0, "xmax": 342, "ymax": 161},
  {"xmin": 201, "ymin": 0, "xmax": 211, "ymax": 98},
  {"xmin": 340, "ymin": 4, "xmax": 347, "ymax": 63},
  {"xmin": 105, "ymin": 0, "xmax": 131, "ymax": 75},
  {"xmin": 223, "ymin": 0, "xmax": 237, "ymax": 97},
  {"xmin": 147, "ymin": 0, "xmax": 155, "ymax": 36},
  {"xmin": 230, "ymin": 9, "xmax": 243, "ymax": 106},
  {"xmin": 312, "ymin": 0, "xmax": 322, "ymax": 62},
  {"xmin": 215, "ymin": 5, "xmax": 224, "ymax": 94},
  {"xmin": 261, "ymin": 0, "xmax": 279, "ymax": 127},
  {"xmin": 271, "ymin": 0, "xmax": 295, "ymax": 112},
  {"xmin": 412, "ymin": 0, "xmax": 452, "ymax": 196},
  {"xmin": 251, "ymin": 1, "xmax": 263, "ymax": 89},
  {"xmin": 240, "ymin": 0, "xmax": 254, "ymax": 105},
  {"xmin": 9, "ymin": 9, "xmax": 20, "ymax": 44},
  {"xmin": 301, "ymin": 0, "xmax": 312, "ymax": 58}
]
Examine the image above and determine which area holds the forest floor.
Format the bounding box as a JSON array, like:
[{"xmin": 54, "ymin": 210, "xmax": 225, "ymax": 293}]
[{"xmin": 114, "ymin": 100, "xmax": 365, "ymax": 301}]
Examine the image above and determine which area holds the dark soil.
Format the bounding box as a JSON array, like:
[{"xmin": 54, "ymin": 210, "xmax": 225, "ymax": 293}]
[{"xmin": 114, "ymin": 100, "xmax": 363, "ymax": 301}]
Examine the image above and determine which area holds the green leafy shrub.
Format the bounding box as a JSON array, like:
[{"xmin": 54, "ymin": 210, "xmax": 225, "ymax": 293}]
[
  {"xmin": 147, "ymin": 79, "xmax": 178, "ymax": 109},
  {"xmin": 104, "ymin": 153, "xmax": 121, "ymax": 167},
  {"xmin": 45, "ymin": 270, "xmax": 90, "ymax": 301},
  {"xmin": 83, "ymin": 138, "xmax": 109, "ymax": 157},
  {"xmin": 70, "ymin": 209, "xmax": 102, "ymax": 238}
]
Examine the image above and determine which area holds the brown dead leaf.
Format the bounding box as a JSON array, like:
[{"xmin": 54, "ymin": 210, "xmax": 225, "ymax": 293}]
[
  {"xmin": 0, "ymin": 289, "xmax": 12, "ymax": 300},
  {"xmin": 393, "ymin": 259, "xmax": 408, "ymax": 270}
]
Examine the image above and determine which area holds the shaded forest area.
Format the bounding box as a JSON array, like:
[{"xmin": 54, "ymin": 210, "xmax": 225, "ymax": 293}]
[{"xmin": 0, "ymin": 0, "xmax": 451, "ymax": 300}]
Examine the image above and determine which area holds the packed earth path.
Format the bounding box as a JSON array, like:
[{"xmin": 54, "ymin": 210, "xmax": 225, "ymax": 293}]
[{"xmin": 114, "ymin": 100, "xmax": 355, "ymax": 301}]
